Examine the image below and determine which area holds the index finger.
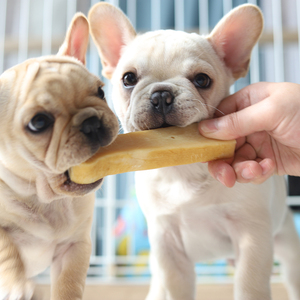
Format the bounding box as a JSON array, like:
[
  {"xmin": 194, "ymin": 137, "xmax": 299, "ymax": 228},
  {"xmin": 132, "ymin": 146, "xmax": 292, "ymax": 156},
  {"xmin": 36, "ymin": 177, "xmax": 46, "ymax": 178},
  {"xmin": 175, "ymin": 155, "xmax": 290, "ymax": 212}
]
[{"xmin": 215, "ymin": 82, "xmax": 272, "ymax": 117}]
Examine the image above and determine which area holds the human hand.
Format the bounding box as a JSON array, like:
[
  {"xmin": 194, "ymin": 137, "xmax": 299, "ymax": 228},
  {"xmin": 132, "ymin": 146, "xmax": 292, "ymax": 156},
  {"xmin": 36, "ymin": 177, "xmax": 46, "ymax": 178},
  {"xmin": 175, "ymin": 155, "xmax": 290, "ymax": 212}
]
[{"xmin": 198, "ymin": 82, "xmax": 300, "ymax": 187}]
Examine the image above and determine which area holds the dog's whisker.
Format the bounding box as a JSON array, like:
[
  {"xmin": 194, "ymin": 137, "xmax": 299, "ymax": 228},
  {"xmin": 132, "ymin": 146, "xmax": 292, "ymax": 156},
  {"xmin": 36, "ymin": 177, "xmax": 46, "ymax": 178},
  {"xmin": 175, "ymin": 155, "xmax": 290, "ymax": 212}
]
[
  {"xmin": 188, "ymin": 99, "xmax": 225, "ymax": 116},
  {"xmin": 206, "ymin": 104, "xmax": 225, "ymax": 116},
  {"xmin": 196, "ymin": 99, "xmax": 207, "ymax": 112},
  {"xmin": 142, "ymin": 122, "xmax": 150, "ymax": 131},
  {"xmin": 188, "ymin": 98, "xmax": 208, "ymax": 113},
  {"xmin": 117, "ymin": 123, "xmax": 125, "ymax": 134}
]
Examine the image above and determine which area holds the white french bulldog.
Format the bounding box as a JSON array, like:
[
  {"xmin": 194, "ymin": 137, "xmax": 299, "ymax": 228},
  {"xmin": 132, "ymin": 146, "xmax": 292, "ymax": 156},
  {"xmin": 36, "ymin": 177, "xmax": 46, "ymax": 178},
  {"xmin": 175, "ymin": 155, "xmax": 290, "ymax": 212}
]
[
  {"xmin": 89, "ymin": 3, "xmax": 300, "ymax": 300},
  {"xmin": 0, "ymin": 13, "xmax": 119, "ymax": 300}
]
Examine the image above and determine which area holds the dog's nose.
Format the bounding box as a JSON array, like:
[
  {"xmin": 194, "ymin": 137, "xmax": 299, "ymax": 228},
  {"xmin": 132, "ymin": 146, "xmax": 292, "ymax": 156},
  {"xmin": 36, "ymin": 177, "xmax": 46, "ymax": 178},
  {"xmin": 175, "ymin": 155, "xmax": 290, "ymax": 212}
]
[
  {"xmin": 150, "ymin": 90, "xmax": 174, "ymax": 114},
  {"xmin": 81, "ymin": 116, "xmax": 111, "ymax": 148}
]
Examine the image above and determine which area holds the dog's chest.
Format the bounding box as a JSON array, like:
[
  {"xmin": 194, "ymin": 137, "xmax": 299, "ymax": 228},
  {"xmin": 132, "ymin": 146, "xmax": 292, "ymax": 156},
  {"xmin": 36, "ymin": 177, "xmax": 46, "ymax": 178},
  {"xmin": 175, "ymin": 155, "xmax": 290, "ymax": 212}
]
[
  {"xmin": 0, "ymin": 196, "xmax": 81, "ymax": 276},
  {"xmin": 4, "ymin": 197, "xmax": 76, "ymax": 237},
  {"xmin": 159, "ymin": 166, "xmax": 234, "ymax": 260},
  {"xmin": 137, "ymin": 165, "xmax": 287, "ymax": 262},
  {"xmin": 136, "ymin": 164, "xmax": 219, "ymax": 214}
]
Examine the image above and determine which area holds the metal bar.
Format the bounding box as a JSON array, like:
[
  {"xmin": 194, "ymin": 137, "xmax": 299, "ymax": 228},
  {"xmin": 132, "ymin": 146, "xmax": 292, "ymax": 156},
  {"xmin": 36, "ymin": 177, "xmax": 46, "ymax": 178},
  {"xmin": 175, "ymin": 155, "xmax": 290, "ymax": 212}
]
[
  {"xmin": 272, "ymin": 0, "xmax": 285, "ymax": 82},
  {"xmin": 174, "ymin": 0, "xmax": 185, "ymax": 30},
  {"xmin": 89, "ymin": 0, "xmax": 100, "ymax": 77},
  {"xmin": 127, "ymin": 0, "xmax": 137, "ymax": 29},
  {"xmin": 199, "ymin": 0, "xmax": 209, "ymax": 35},
  {"xmin": 0, "ymin": 0, "xmax": 7, "ymax": 73},
  {"xmin": 247, "ymin": 0, "xmax": 260, "ymax": 83},
  {"xmin": 249, "ymin": 43, "xmax": 260, "ymax": 84},
  {"xmin": 223, "ymin": 0, "xmax": 232, "ymax": 14},
  {"xmin": 109, "ymin": 0, "xmax": 119, "ymax": 7},
  {"xmin": 18, "ymin": 0, "xmax": 30, "ymax": 63},
  {"xmin": 67, "ymin": 0, "xmax": 77, "ymax": 25},
  {"xmin": 90, "ymin": 254, "xmax": 149, "ymax": 265},
  {"xmin": 151, "ymin": 0, "xmax": 161, "ymax": 30},
  {"xmin": 94, "ymin": 198, "xmax": 135, "ymax": 208},
  {"xmin": 42, "ymin": 0, "xmax": 53, "ymax": 55},
  {"xmin": 222, "ymin": 0, "xmax": 234, "ymax": 93}
]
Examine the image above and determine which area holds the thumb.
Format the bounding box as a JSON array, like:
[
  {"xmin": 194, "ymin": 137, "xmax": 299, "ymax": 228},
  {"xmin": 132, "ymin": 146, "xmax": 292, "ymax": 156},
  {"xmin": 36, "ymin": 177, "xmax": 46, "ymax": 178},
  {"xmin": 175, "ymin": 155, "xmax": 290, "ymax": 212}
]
[{"xmin": 198, "ymin": 101, "xmax": 272, "ymax": 140}]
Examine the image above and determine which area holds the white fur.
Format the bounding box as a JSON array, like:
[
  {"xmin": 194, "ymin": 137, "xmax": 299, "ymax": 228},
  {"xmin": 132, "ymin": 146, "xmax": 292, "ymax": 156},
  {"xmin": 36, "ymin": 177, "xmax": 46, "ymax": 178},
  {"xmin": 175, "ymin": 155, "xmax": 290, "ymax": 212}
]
[{"xmin": 89, "ymin": 3, "xmax": 300, "ymax": 299}]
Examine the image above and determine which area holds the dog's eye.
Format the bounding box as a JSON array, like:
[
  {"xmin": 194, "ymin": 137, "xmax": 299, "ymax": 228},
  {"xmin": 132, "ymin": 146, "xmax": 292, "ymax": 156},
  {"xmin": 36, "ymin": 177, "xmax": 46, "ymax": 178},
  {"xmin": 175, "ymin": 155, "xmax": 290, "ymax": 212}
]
[
  {"xmin": 123, "ymin": 72, "xmax": 138, "ymax": 87},
  {"xmin": 97, "ymin": 87, "xmax": 105, "ymax": 99},
  {"xmin": 27, "ymin": 113, "xmax": 54, "ymax": 133},
  {"xmin": 193, "ymin": 73, "xmax": 211, "ymax": 89}
]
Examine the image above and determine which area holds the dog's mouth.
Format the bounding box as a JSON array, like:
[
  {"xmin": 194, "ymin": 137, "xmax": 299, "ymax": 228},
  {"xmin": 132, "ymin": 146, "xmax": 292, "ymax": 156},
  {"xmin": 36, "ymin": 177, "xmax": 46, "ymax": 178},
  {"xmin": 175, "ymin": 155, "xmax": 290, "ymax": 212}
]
[
  {"xmin": 160, "ymin": 122, "xmax": 172, "ymax": 128},
  {"xmin": 61, "ymin": 170, "xmax": 103, "ymax": 194},
  {"xmin": 144, "ymin": 122, "xmax": 172, "ymax": 131}
]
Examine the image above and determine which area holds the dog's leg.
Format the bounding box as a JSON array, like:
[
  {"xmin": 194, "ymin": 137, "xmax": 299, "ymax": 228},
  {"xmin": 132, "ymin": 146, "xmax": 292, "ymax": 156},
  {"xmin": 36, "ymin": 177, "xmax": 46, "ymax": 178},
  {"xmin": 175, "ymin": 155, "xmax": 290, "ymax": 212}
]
[
  {"xmin": 274, "ymin": 209, "xmax": 300, "ymax": 300},
  {"xmin": 232, "ymin": 217, "xmax": 273, "ymax": 300},
  {"xmin": 146, "ymin": 216, "xmax": 196, "ymax": 300},
  {"xmin": 50, "ymin": 238, "xmax": 92, "ymax": 300},
  {"xmin": 146, "ymin": 253, "xmax": 167, "ymax": 300},
  {"xmin": 0, "ymin": 227, "xmax": 33, "ymax": 300}
]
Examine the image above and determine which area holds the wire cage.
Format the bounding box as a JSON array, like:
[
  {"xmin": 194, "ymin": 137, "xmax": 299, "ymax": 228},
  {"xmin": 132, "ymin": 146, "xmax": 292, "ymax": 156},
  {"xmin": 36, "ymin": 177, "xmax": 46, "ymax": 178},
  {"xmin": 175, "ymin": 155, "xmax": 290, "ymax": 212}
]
[{"xmin": 1, "ymin": 0, "xmax": 300, "ymax": 284}]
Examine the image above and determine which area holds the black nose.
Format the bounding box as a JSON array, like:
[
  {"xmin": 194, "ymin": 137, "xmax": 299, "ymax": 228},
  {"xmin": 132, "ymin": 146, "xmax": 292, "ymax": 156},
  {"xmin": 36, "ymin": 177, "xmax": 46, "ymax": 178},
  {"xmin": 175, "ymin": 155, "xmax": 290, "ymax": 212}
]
[
  {"xmin": 81, "ymin": 116, "xmax": 111, "ymax": 148},
  {"xmin": 150, "ymin": 90, "xmax": 174, "ymax": 115}
]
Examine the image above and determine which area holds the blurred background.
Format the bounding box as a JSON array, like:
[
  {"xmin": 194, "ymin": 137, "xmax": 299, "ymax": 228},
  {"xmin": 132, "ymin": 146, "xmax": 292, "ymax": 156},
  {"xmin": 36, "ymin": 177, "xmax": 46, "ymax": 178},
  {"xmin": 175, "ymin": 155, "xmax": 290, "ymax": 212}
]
[{"xmin": 1, "ymin": 0, "xmax": 300, "ymax": 288}]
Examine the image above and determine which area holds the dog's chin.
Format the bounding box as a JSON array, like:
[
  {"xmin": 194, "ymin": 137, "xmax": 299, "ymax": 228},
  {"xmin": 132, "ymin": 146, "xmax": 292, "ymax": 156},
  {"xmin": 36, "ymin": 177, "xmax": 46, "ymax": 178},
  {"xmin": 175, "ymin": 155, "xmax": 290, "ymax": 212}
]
[{"xmin": 60, "ymin": 171, "xmax": 103, "ymax": 195}]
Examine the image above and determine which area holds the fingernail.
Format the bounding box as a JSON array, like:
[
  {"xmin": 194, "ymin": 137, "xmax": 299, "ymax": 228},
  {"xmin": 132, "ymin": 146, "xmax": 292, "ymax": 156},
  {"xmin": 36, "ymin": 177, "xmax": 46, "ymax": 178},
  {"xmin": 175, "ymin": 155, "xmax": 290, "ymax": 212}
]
[
  {"xmin": 260, "ymin": 160, "xmax": 272, "ymax": 175},
  {"xmin": 241, "ymin": 167, "xmax": 255, "ymax": 180},
  {"xmin": 199, "ymin": 119, "xmax": 218, "ymax": 133},
  {"xmin": 216, "ymin": 172, "xmax": 225, "ymax": 186}
]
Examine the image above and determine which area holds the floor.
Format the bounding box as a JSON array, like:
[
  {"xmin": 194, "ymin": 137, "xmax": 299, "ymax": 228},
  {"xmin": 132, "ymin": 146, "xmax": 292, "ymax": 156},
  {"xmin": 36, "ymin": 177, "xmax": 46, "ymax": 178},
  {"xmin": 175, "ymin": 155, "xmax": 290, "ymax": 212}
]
[{"xmin": 35, "ymin": 283, "xmax": 289, "ymax": 300}]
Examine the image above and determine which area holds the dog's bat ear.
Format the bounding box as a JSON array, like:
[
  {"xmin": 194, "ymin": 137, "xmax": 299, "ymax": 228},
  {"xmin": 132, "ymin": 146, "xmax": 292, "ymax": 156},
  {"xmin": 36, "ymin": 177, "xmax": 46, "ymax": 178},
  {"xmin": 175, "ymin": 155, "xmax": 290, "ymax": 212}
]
[
  {"xmin": 57, "ymin": 13, "xmax": 89, "ymax": 65},
  {"xmin": 88, "ymin": 3, "xmax": 136, "ymax": 79},
  {"xmin": 208, "ymin": 4, "xmax": 263, "ymax": 79}
]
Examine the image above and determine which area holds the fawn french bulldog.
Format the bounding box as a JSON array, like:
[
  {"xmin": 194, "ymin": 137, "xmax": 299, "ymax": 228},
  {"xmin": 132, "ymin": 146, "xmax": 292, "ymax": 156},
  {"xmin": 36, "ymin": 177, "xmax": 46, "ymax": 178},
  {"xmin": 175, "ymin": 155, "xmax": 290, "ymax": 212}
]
[
  {"xmin": 89, "ymin": 3, "xmax": 300, "ymax": 300},
  {"xmin": 0, "ymin": 13, "xmax": 118, "ymax": 299}
]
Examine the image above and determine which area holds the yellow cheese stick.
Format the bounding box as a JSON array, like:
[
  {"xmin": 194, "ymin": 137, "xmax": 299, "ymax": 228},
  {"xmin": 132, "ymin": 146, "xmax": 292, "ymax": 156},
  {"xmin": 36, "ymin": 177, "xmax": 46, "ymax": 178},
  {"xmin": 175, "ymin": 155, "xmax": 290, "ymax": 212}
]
[{"xmin": 69, "ymin": 123, "xmax": 236, "ymax": 184}]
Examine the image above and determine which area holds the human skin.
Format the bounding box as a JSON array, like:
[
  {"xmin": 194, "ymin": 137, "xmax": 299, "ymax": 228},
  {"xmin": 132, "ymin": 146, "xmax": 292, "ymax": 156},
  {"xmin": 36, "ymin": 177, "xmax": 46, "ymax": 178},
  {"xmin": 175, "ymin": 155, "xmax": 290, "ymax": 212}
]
[{"xmin": 198, "ymin": 82, "xmax": 300, "ymax": 187}]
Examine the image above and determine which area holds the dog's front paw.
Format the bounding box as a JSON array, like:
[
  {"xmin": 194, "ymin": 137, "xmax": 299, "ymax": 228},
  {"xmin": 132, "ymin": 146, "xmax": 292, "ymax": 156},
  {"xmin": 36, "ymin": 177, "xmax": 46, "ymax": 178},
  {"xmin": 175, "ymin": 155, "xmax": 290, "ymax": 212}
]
[
  {"xmin": 0, "ymin": 231, "xmax": 34, "ymax": 300},
  {"xmin": 0, "ymin": 280, "xmax": 34, "ymax": 300},
  {"xmin": 0, "ymin": 276, "xmax": 34, "ymax": 300}
]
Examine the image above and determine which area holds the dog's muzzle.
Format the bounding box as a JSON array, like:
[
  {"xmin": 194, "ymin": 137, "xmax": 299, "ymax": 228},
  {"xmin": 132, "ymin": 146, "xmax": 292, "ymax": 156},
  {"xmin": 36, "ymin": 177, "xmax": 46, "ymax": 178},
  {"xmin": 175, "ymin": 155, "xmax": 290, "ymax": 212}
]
[
  {"xmin": 150, "ymin": 90, "xmax": 174, "ymax": 115},
  {"xmin": 81, "ymin": 116, "xmax": 113, "ymax": 150}
]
